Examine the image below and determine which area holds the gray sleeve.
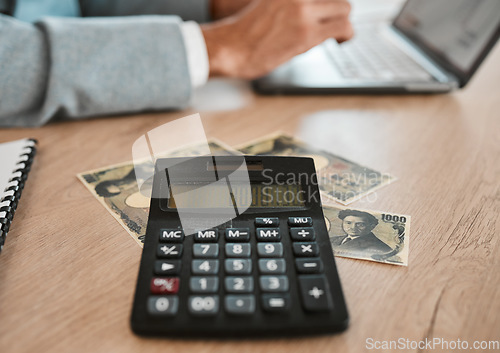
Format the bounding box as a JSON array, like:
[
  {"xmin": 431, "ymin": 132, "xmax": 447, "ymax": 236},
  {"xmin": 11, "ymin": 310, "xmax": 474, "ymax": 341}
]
[
  {"xmin": 79, "ymin": 0, "xmax": 211, "ymax": 23},
  {"xmin": 0, "ymin": 14, "xmax": 192, "ymax": 127}
]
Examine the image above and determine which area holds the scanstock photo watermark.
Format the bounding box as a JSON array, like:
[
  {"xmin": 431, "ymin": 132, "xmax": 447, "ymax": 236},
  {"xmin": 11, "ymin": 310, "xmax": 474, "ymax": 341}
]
[{"xmin": 366, "ymin": 337, "xmax": 499, "ymax": 351}]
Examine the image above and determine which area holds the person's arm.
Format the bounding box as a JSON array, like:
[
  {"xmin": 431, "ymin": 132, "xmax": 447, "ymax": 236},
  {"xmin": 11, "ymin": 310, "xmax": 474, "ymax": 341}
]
[{"xmin": 0, "ymin": 14, "xmax": 193, "ymax": 127}]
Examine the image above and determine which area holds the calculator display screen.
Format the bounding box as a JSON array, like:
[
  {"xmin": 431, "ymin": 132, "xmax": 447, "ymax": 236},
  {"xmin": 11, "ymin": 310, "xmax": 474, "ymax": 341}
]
[{"xmin": 168, "ymin": 184, "xmax": 305, "ymax": 209}]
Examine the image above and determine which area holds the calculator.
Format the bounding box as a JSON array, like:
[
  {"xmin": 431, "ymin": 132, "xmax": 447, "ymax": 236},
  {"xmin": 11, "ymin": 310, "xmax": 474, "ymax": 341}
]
[{"xmin": 131, "ymin": 156, "xmax": 349, "ymax": 337}]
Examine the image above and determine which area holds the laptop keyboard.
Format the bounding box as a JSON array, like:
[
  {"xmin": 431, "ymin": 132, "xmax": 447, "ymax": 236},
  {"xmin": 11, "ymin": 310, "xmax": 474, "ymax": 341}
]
[{"xmin": 323, "ymin": 29, "xmax": 432, "ymax": 82}]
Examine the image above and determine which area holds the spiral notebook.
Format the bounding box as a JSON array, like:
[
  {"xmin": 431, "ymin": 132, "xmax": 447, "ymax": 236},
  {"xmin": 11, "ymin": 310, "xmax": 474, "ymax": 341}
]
[{"xmin": 0, "ymin": 138, "xmax": 37, "ymax": 253}]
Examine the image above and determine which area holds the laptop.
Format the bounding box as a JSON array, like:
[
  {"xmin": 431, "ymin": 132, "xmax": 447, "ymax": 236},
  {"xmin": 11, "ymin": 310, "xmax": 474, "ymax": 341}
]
[{"xmin": 253, "ymin": 0, "xmax": 500, "ymax": 94}]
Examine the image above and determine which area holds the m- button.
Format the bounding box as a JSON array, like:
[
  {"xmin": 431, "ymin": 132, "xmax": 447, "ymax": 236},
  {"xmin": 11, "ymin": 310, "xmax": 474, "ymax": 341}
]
[{"xmin": 225, "ymin": 228, "xmax": 250, "ymax": 242}]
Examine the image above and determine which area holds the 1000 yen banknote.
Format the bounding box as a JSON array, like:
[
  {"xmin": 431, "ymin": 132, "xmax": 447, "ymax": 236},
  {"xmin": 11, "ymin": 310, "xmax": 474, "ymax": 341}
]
[
  {"xmin": 323, "ymin": 203, "xmax": 410, "ymax": 266},
  {"xmin": 237, "ymin": 133, "xmax": 395, "ymax": 205}
]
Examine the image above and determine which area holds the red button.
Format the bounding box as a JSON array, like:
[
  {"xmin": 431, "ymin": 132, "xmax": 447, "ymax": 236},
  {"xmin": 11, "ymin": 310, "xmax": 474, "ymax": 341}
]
[{"xmin": 150, "ymin": 277, "xmax": 180, "ymax": 294}]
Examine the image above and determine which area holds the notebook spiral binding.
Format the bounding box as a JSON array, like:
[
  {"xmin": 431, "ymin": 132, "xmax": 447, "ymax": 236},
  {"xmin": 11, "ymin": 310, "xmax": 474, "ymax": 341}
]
[{"xmin": 0, "ymin": 139, "xmax": 37, "ymax": 253}]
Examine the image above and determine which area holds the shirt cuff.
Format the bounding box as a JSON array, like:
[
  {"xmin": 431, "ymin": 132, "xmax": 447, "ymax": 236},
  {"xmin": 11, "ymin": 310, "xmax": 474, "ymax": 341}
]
[{"xmin": 180, "ymin": 21, "xmax": 209, "ymax": 88}]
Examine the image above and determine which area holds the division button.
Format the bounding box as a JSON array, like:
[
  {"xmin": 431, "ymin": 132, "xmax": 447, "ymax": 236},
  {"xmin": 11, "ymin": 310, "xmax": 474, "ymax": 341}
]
[
  {"xmin": 193, "ymin": 244, "xmax": 219, "ymax": 258},
  {"xmin": 147, "ymin": 296, "xmax": 179, "ymax": 316},
  {"xmin": 292, "ymin": 242, "xmax": 319, "ymax": 257},
  {"xmin": 192, "ymin": 259, "xmax": 219, "ymax": 275},
  {"xmin": 290, "ymin": 227, "xmax": 315, "ymax": 241},
  {"xmin": 256, "ymin": 228, "xmax": 281, "ymax": 241},
  {"xmin": 194, "ymin": 229, "xmax": 219, "ymax": 242},
  {"xmin": 258, "ymin": 259, "xmax": 286, "ymax": 274},
  {"xmin": 298, "ymin": 275, "xmax": 333, "ymax": 311},
  {"xmin": 225, "ymin": 276, "xmax": 254, "ymax": 293},
  {"xmin": 159, "ymin": 229, "xmax": 184, "ymax": 242},
  {"xmin": 261, "ymin": 294, "xmax": 291, "ymax": 312},
  {"xmin": 157, "ymin": 244, "xmax": 183, "ymax": 258},
  {"xmin": 295, "ymin": 258, "xmax": 323, "ymax": 274},
  {"xmin": 225, "ymin": 259, "xmax": 252, "ymax": 274},
  {"xmin": 150, "ymin": 277, "xmax": 180, "ymax": 294},
  {"xmin": 225, "ymin": 243, "xmax": 251, "ymax": 257},
  {"xmin": 288, "ymin": 217, "xmax": 313, "ymax": 227},
  {"xmin": 255, "ymin": 217, "xmax": 280, "ymax": 227},
  {"xmin": 188, "ymin": 295, "xmax": 219, "ymax": 316},
  {"xmin": 225, "ymin": 228, "xmax": 250, "ymax": 242},
  {"xmin": 154, "ymin": 260, "xmax": 182, "ymax": 275},
  {"xmin": 259, "ymin": 276, "xmax": 289, "ymax": 292},
  {"xmin": 189, "ymin": 277, "xmax": 219, "ymax": 293},
  {"xmin": 225, "ymin": 295, "xmax": 256, "ymax": 315},
  {"xmin": 257, "ymin": 243, "xmax": 283, "ymax": 257}
]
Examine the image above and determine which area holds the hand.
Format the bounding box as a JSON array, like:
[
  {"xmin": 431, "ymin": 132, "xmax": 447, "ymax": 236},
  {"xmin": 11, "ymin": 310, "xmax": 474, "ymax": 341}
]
[
  {"xmin": 211, "ymin": 0, "xmax": 254, "ymax": 19},
  {"xmin": 202, "ymin": 0, "xmax": 353, "ymax": 79}
]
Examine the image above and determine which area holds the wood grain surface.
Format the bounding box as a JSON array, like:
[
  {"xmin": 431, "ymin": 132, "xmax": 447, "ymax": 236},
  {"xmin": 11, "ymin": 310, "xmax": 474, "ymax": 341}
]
[{"xmin": 0, "ymin": 44, "xmax": 498, "ymax": 353}]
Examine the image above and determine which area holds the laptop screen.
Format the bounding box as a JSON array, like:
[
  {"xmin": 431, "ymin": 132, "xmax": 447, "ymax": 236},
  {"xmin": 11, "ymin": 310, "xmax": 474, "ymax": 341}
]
[{"xmin": 394, "ymin": 0, "xmax": 500, "ymax": 82}]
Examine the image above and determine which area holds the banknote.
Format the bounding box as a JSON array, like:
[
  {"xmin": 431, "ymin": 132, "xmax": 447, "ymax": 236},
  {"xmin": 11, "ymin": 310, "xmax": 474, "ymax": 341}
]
[
  {"xmin": 77, "ymin": 139, "xmax": 237, "ymax": 247},
  {"xmin": 236, "ymin": 133, "xmax": 395, "ymax": 205},
  {"xmin": 323, "ymin": 203, "xmax": 410, "ymax": 266}
]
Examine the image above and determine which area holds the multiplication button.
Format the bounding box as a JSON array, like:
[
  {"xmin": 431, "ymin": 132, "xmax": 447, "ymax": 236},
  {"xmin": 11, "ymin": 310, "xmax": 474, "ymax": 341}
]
[{"xmin": 293, "ymin": 243, "xmax": 319, "ymax": 257}]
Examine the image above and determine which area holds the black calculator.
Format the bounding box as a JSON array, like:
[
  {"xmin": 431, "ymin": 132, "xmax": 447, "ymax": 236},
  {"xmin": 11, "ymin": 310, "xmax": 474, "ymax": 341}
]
[{"xmin": 131, "ymin": 156, "xmax": 349, "ymax": 337}]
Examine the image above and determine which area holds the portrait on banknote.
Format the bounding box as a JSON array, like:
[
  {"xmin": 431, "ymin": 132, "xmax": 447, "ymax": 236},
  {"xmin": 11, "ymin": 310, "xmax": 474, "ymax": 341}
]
[{"xmin": 323, "ymin": 204, "xmax": 410, "ymax": 266}]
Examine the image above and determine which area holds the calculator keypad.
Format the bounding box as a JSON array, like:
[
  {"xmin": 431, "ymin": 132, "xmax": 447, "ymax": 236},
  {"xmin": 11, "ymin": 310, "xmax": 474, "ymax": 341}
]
[{"xmin": 146, "ymin": 216, "xmax": 334, "ymax": 318}]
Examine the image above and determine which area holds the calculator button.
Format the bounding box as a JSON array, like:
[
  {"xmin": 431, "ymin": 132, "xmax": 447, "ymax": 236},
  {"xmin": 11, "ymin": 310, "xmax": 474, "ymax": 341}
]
[
  {"xmin": 188, "ymin": 296, "xmax": 219, "ymax": 316},
  {"xmin": 259, "ymin": 276, "xmax": 289, "ymax": 292},
  {"xmin": 261, "ymin": 293, "xmax": 291, "ymax": 312},
  {"xmin": 295, "ymin": 258, "xmax": 323, "ymax": 274},
  {"xmin": 193, "ymin": 244, "xmax": 219, "ymax": 258},
  {"xmin": 189, "ymin": 277, "xmax": 219, "ymax": 293},
  {"xmin": 150, "ymin": 277, "xmax": 180, "ymax": 294},
  {"xmin": 288, "ymin": 217, "xmax": 313, "ymax": 227},
  {"xmin": 257, "ymin": 243, "xmax": 283, "ymax": 257},
  {"xmin": 225, "ymin": 276, "xmax": 254, "ymax": 293},
  {"xmin": 192, "ymin": 260, "xmax": 219, "ymax": 275},
  {"xmin": 298, "ymin": 275, "xmax": 333, "ymax": 311},
  {"xmin": 256, "ymin": 228, "xmax": 281, "ymax": 241},
  {"xmin": 293, "ymin": 243, "xmax": 319, "ymax": 257},
  {"xmin": 255, "ymin": 217, "xmax": 279, "ymax": 227},
  {"xmin": 159, "ymin": 229, "xmax": 184, "ymax": 243},
  {"xmin": 225, "ymin": 228, "xmax": 250, "ymax": 242},
  {"xmin": 290, "ymin": 228, "xmax": 315, "ymax": 241},
  {"xmin": 225, "ymin": 243, "xmax": 251, "ymax": 257},
  {"xmin": 225, "ymin": 295, "xmax": 256, "ymax": 315},
  {"xmin": 157, "ymin": 244, "xmax": 183, "ymax": 258},
  {"xmin": 194, "ymin": 229, "xmax": 219, "ymax": 242},
  {"xmin": 225, "ymin": 259, "xmax": 252, "ymax": 274},
  {"xmin": 155, "ymin": 260, "xmax": 182, "ymax": 275},
  {"xmin": 147, "ymin": 296, "xmax": 179, "ymax": 316},
  {"xmin": 258, "ymin": 259, "xmax": 286, "ymax": 274}
]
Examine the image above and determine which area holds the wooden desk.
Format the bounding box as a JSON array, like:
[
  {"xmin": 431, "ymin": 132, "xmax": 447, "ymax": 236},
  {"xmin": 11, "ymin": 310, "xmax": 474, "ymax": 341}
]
[{"xmin": 1, "ymin": 44, "xmax": 499, "ymax": 353}]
